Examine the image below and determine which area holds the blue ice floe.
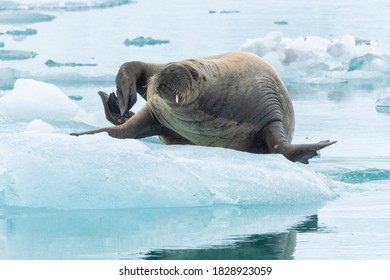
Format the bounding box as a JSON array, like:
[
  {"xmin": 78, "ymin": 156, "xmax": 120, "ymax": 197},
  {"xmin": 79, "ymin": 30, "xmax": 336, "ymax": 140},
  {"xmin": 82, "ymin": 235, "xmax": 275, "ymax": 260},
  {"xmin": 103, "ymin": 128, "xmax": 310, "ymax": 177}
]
[
  {"xmin": 0, "ymin": 50, "xmax": 37, "ymax": 60},
  {"xmin": 0, "ymin": 11, "xmax": 56, "ymax": 24},
  {"xmin": 242, "ymin": 32, "xmax": 390, "ymax": 84},
  {"xmin": 124, "ymin": 36, "xmax": 170, "ymax": 47},
  {"xmin": 5, "ymin": 27, "xmax": 37, "ymax": 37},
  {"xmin": 45, "ymin": 59, "xmax": 97, "ymax": 67}
]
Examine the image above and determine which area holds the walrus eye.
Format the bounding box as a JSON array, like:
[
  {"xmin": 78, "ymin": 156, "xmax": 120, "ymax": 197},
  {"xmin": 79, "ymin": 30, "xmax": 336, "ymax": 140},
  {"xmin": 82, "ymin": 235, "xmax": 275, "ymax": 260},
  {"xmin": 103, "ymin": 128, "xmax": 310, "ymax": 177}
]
[{"xmin": 190, "ymin": 69, "xmax": 199, "ymax": 80}]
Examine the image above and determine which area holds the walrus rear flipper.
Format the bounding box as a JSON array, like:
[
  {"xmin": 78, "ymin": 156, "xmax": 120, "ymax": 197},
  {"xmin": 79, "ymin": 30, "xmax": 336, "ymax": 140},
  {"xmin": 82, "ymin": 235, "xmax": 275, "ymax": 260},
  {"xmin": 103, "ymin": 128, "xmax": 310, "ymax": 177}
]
[{"xmin": 285, "ymin": 140, "xmax": 337, "ymax": 164}]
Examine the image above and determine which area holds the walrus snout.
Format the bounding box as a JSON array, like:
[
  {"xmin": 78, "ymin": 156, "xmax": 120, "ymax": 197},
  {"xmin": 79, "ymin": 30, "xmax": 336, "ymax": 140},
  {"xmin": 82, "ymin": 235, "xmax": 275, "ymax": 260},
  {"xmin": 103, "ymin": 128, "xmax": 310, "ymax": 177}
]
[{"xmin": 157, "ymin": 64, "xmax": 195, "ymax": 103}]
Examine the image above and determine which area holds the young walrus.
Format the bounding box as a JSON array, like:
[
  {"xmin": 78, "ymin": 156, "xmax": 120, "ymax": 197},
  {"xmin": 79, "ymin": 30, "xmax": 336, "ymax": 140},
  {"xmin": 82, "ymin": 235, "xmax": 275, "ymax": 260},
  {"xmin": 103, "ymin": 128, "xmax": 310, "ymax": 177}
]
[{"xmin": 71, "ymin": 52, "xmax": 336, "ymax": 163}]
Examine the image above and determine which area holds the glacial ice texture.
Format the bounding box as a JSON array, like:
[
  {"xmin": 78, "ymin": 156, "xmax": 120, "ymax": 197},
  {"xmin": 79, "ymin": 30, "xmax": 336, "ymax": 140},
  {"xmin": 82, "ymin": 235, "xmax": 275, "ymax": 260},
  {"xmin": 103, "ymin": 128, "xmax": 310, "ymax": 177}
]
[{"xmin": 0, "ymin": 79, "xmax": 336, "ymax": 210}]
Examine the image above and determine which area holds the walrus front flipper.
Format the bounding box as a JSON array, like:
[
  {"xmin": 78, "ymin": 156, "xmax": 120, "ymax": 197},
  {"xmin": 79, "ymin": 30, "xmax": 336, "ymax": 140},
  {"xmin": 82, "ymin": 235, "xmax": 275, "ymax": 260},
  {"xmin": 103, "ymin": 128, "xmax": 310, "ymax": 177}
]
[
  {"xmin": 283, "ymin": 140, "xmax": 337, "ymax": 164},
  {"xmin": 98, "ymin": 91, "xmax": 134, "ymax": 125},
  {"xmin": 71, "ymin": 104, "xmax": 160, "ymax": 138}
]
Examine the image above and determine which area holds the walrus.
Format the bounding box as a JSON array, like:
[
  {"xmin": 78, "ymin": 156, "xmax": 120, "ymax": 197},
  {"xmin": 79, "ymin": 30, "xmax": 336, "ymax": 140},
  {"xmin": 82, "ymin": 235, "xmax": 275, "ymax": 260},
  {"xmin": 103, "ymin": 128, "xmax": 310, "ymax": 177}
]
[{"xmin": 71, "ymin": 52, "xmax": 336, "ymax": 163}]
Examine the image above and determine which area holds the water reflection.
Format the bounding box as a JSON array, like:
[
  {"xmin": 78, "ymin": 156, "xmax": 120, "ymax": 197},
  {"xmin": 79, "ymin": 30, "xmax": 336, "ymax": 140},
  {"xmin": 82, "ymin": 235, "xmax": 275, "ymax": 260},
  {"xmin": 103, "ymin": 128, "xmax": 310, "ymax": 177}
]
[
  {"xmin": 145, "ymin": 215, "xmax": 319, "ymax": 260},
  {"xmin": 0, "ymin": 207, "xmax": 321, "ymax": 260}
]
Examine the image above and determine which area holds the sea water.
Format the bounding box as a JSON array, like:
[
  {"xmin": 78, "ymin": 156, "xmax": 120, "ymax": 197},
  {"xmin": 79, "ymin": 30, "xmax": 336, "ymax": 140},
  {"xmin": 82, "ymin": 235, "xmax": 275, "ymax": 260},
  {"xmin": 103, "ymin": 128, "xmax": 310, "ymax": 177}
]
[{"xmin": 0, "ymin": 0, "xmax": 389, "ymax": 260}]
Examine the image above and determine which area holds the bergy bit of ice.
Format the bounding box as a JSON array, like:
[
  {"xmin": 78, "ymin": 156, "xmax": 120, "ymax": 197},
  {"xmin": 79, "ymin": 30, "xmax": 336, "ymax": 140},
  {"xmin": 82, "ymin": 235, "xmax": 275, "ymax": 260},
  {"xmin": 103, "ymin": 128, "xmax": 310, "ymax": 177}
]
[
  {"xmin": 0, "ymin": 79, "xmax": 85, "ymax": 122},
  {"xmin": 0, "ymin": 80, "xmax": 336, "ymax": 209},
  {"xmin": 241, "ymin": 32, "xmax": 390, "ymax": 76},
  {"xmin": 0, "ymin": 125, "xmax": 336, "ymax": 209}
]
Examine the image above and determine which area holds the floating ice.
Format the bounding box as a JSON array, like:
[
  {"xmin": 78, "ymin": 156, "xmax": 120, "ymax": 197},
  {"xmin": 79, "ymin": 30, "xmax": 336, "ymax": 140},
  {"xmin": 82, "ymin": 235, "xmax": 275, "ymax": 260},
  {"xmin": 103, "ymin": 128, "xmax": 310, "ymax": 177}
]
[
  {"xmin": 0, "ymin": 0, "xmax": 135, "ymax": 11},
  {"xmin": 376, "ymin": 97, "xmax": 390, "ymax": 114},
  {"xmin": 0, "ymin": 80, "xmax": 336, "ymax": 210},
  {"xmin": 0, "ymin": 79, "xmax": 85, "ymax": 122},
  {"xmin": 274, "ymin": 21, "xmax": 288, "ymax": 25},
  {"xmin": 209, "ymin": 10, "xmax": 240, "ymax": 14},
  {"xmin": 124, "ymin": 36, "xmax": 170, "ymax": 47},
  {"xmin": 5, "ymin": 27, "xmax": 37, "ymax": 37},
  {"xmin": 0, "ymin": 130, "xmax": 336, "ymax": 209},
  {"xmin": 0, "ymin": 50, "xmax": 37, "ymax": 61},
  {"xmin": 45, "ymin": 59, "xmax": 97, "ymax": 67},
  {"xmin": 241, "ymin": 32, "xmax": 390, "ymax": 83},
  {"xmin": 220, "ymin": 10, "xmax": 240, "ymax": 14},
  {"xmin": 0, "ymin": 42, "xmax": 4, "ymax": 48},
  {"xmin": 68, "ymin": 95, "xmax": 83, "ymax": 101},
  {"xmin": 0, "ymin": 11, "xmax": 56, "ymax": 24},
  {"xmin": 329, "ymin": 168, "xmax": 390, "ymax": 184}
]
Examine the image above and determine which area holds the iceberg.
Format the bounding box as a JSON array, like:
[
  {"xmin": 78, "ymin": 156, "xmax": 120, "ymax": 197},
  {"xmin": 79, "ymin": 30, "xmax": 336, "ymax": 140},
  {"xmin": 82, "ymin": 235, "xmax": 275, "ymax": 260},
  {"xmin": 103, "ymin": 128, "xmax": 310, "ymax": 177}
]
[
  {"xmin": 0, "ymin": 79, "xmax": 336, "ymax": 210},
  {"xmin": 0, "ymin": 130, "xmax": 336, "ymax": 209}
]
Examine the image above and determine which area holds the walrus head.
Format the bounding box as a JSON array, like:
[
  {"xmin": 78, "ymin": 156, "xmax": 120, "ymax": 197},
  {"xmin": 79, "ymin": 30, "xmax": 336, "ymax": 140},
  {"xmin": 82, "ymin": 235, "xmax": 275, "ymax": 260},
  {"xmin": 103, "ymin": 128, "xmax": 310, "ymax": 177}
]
[{"xmin": 149, "ymin": 63, "xmax": 200, "ymax": 105}]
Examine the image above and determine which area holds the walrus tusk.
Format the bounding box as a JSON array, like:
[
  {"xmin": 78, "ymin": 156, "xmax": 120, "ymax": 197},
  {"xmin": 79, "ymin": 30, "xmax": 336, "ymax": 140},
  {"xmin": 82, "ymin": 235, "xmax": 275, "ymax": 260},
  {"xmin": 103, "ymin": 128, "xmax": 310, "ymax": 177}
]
[{"xmin": 176, "ymin": 94, "xmax": 179, "ymax": 103}]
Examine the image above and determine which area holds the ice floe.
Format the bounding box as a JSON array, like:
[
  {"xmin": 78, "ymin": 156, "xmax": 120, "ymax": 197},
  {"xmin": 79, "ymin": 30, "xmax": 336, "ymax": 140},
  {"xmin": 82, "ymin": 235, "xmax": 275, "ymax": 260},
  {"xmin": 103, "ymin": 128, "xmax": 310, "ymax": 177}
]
[
  {"xmin": 0, "ymin": 50, "xmax": 37, "ymax": 61},
  {"xmin": 0, "ymin": 11, "xmax": 56, "ymax": 24},
  {"xmin": 242, "ymin": 32, "xmax": 390, "ymax": 84},
  {"xmin": 0, "ymin": 0, "xmax": 135, "ymax": 11},
  {"xmin": 0, "ymin": 79, "xmax": 336, "ymax": 209},
  {"xmin": 45, "ymin": 59, "xmax": 97, "ymax": 67},
  {"xmin": 123, "ymin": 36, "xmax": 170, "ymax": 47}
]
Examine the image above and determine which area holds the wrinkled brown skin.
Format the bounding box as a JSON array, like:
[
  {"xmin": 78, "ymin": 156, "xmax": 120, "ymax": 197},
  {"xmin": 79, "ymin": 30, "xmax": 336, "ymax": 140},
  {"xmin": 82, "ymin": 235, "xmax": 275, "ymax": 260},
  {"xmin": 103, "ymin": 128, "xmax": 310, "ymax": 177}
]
[{"xmin": 71, "ymin": 52, "xmax": 336, "ymax": 163}]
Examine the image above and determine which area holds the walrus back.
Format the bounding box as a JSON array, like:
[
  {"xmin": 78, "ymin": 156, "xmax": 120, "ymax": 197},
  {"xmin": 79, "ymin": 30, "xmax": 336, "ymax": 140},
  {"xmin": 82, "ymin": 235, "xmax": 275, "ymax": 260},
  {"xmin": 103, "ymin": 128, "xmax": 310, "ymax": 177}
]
[
  {"xmin": 197, "ymin": 52, "xmax": 295, "ymax": 143},
  {"xmin": 147, "ymin": 52, "xmax": 295, "ymax": 152}
]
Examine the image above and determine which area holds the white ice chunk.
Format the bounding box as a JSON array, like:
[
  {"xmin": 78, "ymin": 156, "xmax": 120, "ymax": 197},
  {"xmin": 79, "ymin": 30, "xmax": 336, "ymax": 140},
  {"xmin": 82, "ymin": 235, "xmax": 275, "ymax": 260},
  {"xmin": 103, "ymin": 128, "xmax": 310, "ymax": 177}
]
[
  {"xmin": 0, "ymin": 79, "xmax": 85, "ymax": 122},
  {"xmin": 241, "ymin": 32, "xmax": 389, "ymax": 82},
  {"xmin": 0, "ymin": 129, "xmax": 336, "ymax": 209},
  {"xmin": 25, "ymin": 119, "xmax": 55, "ymax": 133}
]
